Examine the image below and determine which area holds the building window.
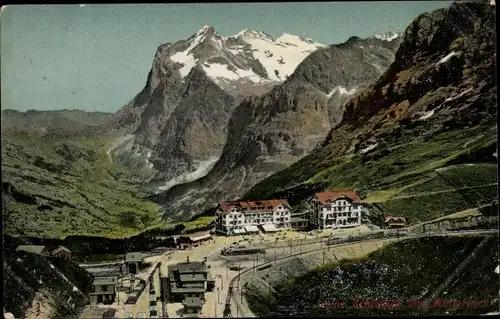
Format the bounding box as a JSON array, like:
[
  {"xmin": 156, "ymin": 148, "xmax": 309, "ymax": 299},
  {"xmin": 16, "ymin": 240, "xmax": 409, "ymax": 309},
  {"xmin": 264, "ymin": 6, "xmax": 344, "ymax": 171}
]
[{"xmin": 102, "ymin": 285, "xmax": 108, "ymax": 292}]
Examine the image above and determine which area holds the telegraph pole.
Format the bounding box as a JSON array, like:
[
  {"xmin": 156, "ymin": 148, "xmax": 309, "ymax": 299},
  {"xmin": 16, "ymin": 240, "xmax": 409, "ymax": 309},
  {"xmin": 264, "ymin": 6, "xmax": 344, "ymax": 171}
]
[{"xmin": 238, "ymin": 259, "xmax": 241, "ymax": 288}]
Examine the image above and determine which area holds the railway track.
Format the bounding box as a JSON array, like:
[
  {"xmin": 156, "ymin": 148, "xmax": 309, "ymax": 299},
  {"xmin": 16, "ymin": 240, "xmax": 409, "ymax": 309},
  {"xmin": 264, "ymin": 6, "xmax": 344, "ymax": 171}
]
[{"xmin": 223, "ymin": 229, "xmax": 497, "ymax": 318}]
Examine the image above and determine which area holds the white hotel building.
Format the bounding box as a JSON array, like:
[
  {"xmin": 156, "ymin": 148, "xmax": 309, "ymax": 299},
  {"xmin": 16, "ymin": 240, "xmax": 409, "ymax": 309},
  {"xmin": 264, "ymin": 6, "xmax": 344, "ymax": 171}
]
[
  {"xmin": 215, "ymin": 200, "xmax": 292, "ymax": 235},
  {"xmin": 309, "ymin": 190, "xmax": 366, "ymax": 229}
]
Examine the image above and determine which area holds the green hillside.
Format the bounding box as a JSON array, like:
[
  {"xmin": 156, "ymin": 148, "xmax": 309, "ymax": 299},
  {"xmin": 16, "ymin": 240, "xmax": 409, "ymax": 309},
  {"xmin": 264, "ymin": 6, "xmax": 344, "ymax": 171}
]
[
  {"xmin": 2, "ymin": 131, "xmax": 162, "ymax": 238},
  {"xmin": 246, "ymin": 126, "xmax": 497, "ymax": 224}
]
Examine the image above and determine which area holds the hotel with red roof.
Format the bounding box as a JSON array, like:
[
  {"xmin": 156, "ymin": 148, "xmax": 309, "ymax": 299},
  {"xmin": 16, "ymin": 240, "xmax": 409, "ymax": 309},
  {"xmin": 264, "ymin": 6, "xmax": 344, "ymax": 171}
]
[
  {"xmin": 309, "ymin": 189, "xmax": 367, "ymax": 229},
  {"xmin": 215, "ymin": 199, "xmax": 292, "ymax": 235}
]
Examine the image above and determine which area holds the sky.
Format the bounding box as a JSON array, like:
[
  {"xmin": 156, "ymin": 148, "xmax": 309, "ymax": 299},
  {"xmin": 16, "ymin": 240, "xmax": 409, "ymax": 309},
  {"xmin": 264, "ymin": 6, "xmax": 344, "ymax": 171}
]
[{"xmin": 1, "ymin": 2, "xmax": 451, "ymax": 113}]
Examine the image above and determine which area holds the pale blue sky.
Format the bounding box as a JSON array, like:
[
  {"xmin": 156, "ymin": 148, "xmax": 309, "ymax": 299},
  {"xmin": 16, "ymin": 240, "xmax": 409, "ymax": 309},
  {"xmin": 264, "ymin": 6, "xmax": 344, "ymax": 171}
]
[{"xmin": 1, "ymin": 2, "xmax": 451, "ymax": 113}]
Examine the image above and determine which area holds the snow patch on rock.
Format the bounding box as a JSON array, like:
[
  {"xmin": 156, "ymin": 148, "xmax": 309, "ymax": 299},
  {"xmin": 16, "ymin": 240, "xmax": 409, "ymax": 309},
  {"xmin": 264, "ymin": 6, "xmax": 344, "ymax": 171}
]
[
  {"xmin": 157, "ymin": 156, "xmax": 219, "ymax": 192},
  {"xmin": 374, "ymin": 31, "xmax": 400, "ymax": 42},
  {"xmin": 327, "ymin": 86, "xmax": 357, "ymax": 97},
  {"xmin": 436, "ymin": 51, "xmax": 459, "ymax": 65},
  {"xmin": 418, "ymin": 109, "xmax": 435, "ymax": 120},
  {"xmin": 360, "ymin": 143, "xmax": 379, "ymax": 154},
  {"xmin": 444, "ymin": 88, "xmax": 472, "ymax": 102},
  {"xmin": 202, "ymin": 63, "xmax": 261, "ymax": 83}
]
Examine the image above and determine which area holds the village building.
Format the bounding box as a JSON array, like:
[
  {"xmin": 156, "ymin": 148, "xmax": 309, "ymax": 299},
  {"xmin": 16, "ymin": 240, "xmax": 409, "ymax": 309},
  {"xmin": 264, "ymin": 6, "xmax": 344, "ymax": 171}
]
[
  {"xmin": 15, "ymin": 245, "xmax": 50, "ymax": 256},
  {"xmin": 161, "ymin": 257, "xmax": 215, "ymax": 304},
  {"xmin": 50, "ymin": 246, "xmax": 72, "ymax": 261},
  {"xmin": 290, "ymin": 211, "xmax": 310, "ymax": 230},
  {"xmin": 215, "ymin": 199, "xmax": 292, "ymax": 235},
  {"xmin": 89, "ymin": 276, "xmax": 117, "ymax": 305},
  {"xmin": 384, "ymin": 216, "xmax": 406, "ymax": 228},
  {"xmin": 309, "ymin": 190, "xmax": 365, "ymax": 229},
  {"xmin": 182, "ymin": 297, "xmax": 203, "ymax": 317},
  {"xmin": 124, "ymin": 252, "xmax": 144, "ymax": 275},
  {"xmin": 178, "ymin": 233, "xmax": 213, "ymax": 250}
]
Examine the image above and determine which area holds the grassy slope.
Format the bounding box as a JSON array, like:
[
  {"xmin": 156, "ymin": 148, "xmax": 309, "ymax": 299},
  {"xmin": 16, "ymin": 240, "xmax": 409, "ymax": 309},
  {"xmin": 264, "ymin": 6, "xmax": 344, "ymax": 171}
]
[
  {"xmin": 246, "ymin": 126, "xmax": 497, "ymax": 224},
  {"xmin": 2, "ymin": 131, "xmax": 163, "ymax": 239},
  {"xmin": 267, "ymin": 235, "xmax": 499, "ymax": 316}
]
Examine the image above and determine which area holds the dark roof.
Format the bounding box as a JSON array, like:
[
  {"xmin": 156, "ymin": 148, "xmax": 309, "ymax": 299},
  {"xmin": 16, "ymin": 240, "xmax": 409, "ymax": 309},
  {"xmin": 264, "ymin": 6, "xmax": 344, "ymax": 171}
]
[
  {"xmin": 218, "ymin": 199, "xmax": 291, "ymax": 214},
  {"xmin": 171, "ymin": 285, "xmax": 206, "ymax": 293},
  {"xmin": 176, "ymin": 262, "xmax": 208, "ymax": 274},
  {"xmin": 291, "ymin": 211, "xmax": 309, "ymax": 217},
  {"xmin": 51, "ymin": 246, "xmax": 71, "ymax": 255},
  {"xmin": 179, "ymin": 273, "xmax": 207, "ymax": 282},
  {"xmin": 183, "ymin": 297, "xmax": 203, "ymax": 308},
  {"xmin": 291, "ymin": 217, "xmax": 308, "ymax": 223},
  {"xmin": 15, "ymin": 245, "xmax": 47, "ymax": 254},
  {"xmin": 125, "ymin": 252, "xmax": 143, "ymax": 262},
  {"xmin": 93, "ymin": 276, "xmax": 117, "ymax": 286},
  {"xmin": 385, "ymin": 216, "xmax": 406, "ymax": 223}
]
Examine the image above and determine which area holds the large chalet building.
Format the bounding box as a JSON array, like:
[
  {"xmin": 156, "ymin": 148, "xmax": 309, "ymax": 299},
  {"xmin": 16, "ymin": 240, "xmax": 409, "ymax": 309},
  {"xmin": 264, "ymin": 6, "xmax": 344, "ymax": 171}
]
[
  {"xmin": 309, "ymin": 189, "xmax": 366, "ymax": 229},
  {"xmin": 215, "ymin": 199, "xmax": 292, "ymax": 235}
]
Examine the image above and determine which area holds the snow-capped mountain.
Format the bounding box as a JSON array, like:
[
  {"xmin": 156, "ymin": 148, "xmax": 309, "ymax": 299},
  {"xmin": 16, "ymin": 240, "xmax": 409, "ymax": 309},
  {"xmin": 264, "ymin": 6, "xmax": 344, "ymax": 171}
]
[
  {"xmin": 109, "ymin": 25, "xmax": 326, "ymax": 185},
  {"xmin": 374, "ymin": 31, "xmax": 402, "ymax": 42},
  {"xmin": 164, "ymin": 25, "xmax": 326, "ymax": 94},
  {"xmin": 151, "ymin": 31, "xmax": 403, "ymax": 219}
]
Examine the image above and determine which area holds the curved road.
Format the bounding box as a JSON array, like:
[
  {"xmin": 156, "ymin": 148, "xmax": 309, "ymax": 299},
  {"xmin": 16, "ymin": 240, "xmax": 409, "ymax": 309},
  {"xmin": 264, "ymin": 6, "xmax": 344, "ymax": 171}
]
[{"xmin": 224, "ymin": 229, "xmax": 498, "ymax": 318}]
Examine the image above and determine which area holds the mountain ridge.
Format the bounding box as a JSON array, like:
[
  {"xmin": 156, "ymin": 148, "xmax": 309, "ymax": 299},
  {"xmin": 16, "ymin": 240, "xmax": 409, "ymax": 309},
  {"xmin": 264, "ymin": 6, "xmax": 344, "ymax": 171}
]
[
  {"xmin": 244, "ymin": 0, "xmax": 497, "ymax": 224},
  {"xmin": 150, "ymin": 31, "xmax": 403, "ymax": 220},
  {"xmin": 106, "ymin": 25, "xmax": 329, "ymax": 184}
]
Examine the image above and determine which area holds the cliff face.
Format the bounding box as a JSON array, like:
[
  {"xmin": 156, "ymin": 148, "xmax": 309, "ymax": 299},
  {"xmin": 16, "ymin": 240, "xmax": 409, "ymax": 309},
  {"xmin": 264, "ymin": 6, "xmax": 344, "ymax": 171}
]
[
  {"xmin": 341, "ymin": 1, "xmax": 496, "ymax": 131},
  {"xmin": 150, "ymin": 34, "xmax": 402, "ymax": 220},
  {"xmin": 3, "ymin": 249, "xmax": 93, "ymax": 319}
]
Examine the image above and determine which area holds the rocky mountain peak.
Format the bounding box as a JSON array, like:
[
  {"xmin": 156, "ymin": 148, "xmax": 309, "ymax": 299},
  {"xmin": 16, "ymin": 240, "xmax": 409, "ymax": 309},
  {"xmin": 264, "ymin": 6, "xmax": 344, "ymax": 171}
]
[
  {"xmin": 231, "ymin": 28, "xmax": 274, "ymax": 41},
  {"xmin": 198, "ymin": 25, "xmax": 216, "ymax": 35}
]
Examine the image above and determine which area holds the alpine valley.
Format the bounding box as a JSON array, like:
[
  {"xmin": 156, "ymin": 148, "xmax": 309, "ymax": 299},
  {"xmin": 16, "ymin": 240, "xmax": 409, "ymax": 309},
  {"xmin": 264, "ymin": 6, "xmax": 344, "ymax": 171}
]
[{"xmin": 2, "ymin": 0, "xmax": 497, "ymax": 239}]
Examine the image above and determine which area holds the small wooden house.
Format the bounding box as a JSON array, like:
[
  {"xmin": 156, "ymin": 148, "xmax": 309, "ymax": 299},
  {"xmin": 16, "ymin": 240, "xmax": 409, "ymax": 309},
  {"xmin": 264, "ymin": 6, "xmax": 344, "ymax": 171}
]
[
  {"xmin": 125, "ymin": 252, "xmax": 144, "ymax": 274},
  {"xmin": 89, "ymin": 276, "xmax": 117, "ymax": 305},
  {"xmin": 178, "ymin": 233, "xmax": 212, "ymax": 250},
  {"xmin": 384, "ymin": 216, "xmax": 406, "ymax": 228},
  {"xmin": 183, "ymin": 297, "xmax": 203, "ymax": 316},
  {"xmin": 51, "ymin": 246, "xmax": 72, "ymax": 261}
]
